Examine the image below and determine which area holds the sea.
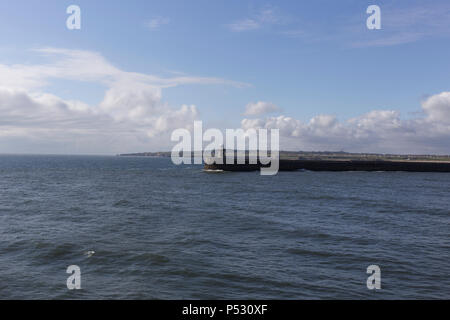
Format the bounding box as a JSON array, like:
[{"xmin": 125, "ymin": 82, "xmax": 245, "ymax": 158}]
[{"xmin": 0, "ymin": 154, "xmax": 448, "ymax": 299}]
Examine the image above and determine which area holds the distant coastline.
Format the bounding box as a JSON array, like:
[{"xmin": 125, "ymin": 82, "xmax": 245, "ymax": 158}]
[{"xmin": 118, "ymin": 151, "xmax": 450, "ymax": 162}]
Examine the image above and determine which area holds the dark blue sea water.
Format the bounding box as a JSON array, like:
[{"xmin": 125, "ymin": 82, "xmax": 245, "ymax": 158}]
[{"xmin": 0, "ymin": 155, "xmax": 448, "ymax": 299}]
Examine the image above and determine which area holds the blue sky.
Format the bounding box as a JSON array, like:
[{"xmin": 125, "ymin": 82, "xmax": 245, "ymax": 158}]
[{"xmin": 0, "ymin": 0, "xmax": 450, "ymax": 154}]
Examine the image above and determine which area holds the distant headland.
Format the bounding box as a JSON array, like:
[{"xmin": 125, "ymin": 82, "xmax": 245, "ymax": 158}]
[
  {"xmin": 118, "ymin": 150, "xmax": 450, "ymax": 162},
  {"xmin": 118, "ymin": 151, "xmax": 450, "ymax": 172}
]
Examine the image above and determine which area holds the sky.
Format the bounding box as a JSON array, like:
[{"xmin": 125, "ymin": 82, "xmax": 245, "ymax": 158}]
[{"xmin": 0, "ymin": 0, "xmax": 450, "ymax": 154}]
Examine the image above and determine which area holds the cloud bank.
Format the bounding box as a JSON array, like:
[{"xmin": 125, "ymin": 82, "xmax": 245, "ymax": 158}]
[
  {"xmin": 0, "ymin": 48, "xmax": 244, "ymax": 154},
  {"xmin": 242, "ymin": 92, "xmax": 450, "ymax": 154},
  {"xmin": 1, "ymin": 48, "xmax": 449, "ymax": 155}
]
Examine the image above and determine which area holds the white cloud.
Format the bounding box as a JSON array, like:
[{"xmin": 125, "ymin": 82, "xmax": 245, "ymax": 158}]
[
  {"xmin": 0, "ymin": 86, "xmax": 198, "ymax": 153},
  {"xmin": 421, "ymin": 91, "xmax": 450, "ymax": 123},
  {"xmin": 145, "ymin": 17, "xmax": 170, "ymax": 30},
  {"xmin": 228, "ymin": 19, "xmax": 261, "ymax": 32},
  {"xmin": 0, "ymin": 48, "xmax": 246, "ymax": 154},
  {"xmin": 228, "ymin": 6, "xmax": 285, "ymax": 32},
  {"xmin": 243, "ymin": 101, "xmax": 280, "ymax": 116},
  {"xmin": 98, "ymin": 82, "xmax": 198, "ymax": 137},
  {"xmin": 242, "ymin": 93, "xmax": 450, "ymax": 154},
  {"xmin": 0, "ymin": 48, "xmax": 248, "ymax": 91}
]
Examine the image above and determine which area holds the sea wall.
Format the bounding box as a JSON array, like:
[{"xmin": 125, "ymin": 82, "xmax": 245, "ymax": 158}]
[{"xmin": 204, "ymin": 159, "xmax": 450, "ymax": 172}]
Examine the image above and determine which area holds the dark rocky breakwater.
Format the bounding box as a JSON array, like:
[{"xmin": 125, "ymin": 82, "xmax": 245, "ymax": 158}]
[{"xmin": 204, "ymin": 159, "xmax": 450, "ymax": 172}]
